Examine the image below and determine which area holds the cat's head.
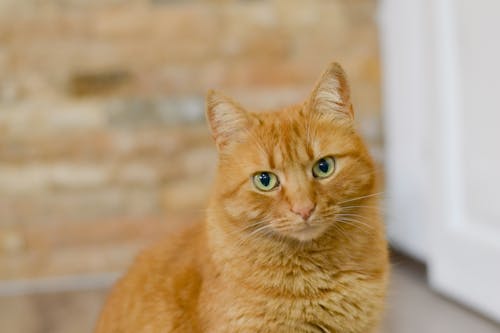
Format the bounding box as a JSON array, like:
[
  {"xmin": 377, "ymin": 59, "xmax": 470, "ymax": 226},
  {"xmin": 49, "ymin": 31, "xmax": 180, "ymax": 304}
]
[{"xmin": 206, "ymin": 62, "xmax": 376, "ymax": 242}]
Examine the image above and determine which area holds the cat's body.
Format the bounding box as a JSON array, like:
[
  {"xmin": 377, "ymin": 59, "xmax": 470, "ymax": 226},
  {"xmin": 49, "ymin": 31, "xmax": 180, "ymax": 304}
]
[{"xmin": 95, "ymin": 63, "xmax": 389, "ymax": 333}]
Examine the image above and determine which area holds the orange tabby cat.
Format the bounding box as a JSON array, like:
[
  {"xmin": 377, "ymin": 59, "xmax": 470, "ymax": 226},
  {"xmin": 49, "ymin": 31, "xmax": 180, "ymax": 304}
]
[{"xmin": 95, "ymin": 62, "xmax": 389, "ymax": 333}]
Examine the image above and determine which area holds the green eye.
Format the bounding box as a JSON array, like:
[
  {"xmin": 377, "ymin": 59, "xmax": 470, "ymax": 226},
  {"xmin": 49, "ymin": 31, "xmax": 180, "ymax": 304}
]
[
  {"xmin": 252, "ymin": 172, "xmax": 279, "ymax": 191},
  {"xmin": 312, "ymin": 156, "xmax": 336, "ymax": 178}
]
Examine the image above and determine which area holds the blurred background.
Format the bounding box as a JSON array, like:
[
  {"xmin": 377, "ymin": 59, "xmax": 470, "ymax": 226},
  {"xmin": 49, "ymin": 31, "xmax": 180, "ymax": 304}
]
[{"xmin": 0, "ymin": 0, "xmax": 498, "ymax": 332}]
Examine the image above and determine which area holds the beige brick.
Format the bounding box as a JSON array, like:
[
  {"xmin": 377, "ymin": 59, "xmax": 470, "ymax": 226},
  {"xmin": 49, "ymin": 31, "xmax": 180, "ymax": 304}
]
[
  {"xmin": 0, "ymin": 215, "xmax": 199, "ymax": 280},
  {"xmin": 163, "ymin": 178, "xmax": 212, "ymax": 213},
  {"xmin": 0, "ymin": 164, "xmax": 111, "ymax": 193},
  {"xmin": 112, "ymin": 162, "xmax": 160, "ymax": 186},
  {"xmin": 0, "ymin": 100, "xmax": 106, "ymax": 137}
]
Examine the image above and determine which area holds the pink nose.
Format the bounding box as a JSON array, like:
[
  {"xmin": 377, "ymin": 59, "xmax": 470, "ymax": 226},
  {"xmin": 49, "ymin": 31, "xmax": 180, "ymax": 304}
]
[{"xmin": 291, "ymin": 203, "xmax": 316, "ymax": 220}]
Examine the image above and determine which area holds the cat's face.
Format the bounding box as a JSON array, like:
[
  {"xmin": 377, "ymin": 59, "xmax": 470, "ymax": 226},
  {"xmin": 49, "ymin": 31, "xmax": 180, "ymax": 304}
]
[{"xmin": 207, "ymin": 63, "xmax": 375, "ymax": 242}]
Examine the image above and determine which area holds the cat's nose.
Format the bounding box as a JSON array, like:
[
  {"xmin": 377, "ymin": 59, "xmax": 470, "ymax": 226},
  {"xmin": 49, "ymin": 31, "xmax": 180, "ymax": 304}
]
[{"xmin": 291, "ymin": 203, "xmax": 316, "ymax": 220}]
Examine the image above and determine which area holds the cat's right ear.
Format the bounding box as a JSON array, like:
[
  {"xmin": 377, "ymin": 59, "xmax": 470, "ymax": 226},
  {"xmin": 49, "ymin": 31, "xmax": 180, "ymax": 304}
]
[
  {"xmin": 308, "ymin": 62, "xmax": 353, "ymax": 122},
  {"xmin": 206, "ymin": 90, "xmax": 250, "ymax": 150}
]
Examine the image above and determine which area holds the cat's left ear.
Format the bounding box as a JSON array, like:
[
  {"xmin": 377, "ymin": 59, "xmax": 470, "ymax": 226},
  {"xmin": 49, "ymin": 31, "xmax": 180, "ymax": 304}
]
[
  {"xmin": 206, "ymin": 90, "xmax": 251, "ymax": 150},
  {"xmin": 308, "ymin": 62, "xmax": 353, "ymax": 121}
]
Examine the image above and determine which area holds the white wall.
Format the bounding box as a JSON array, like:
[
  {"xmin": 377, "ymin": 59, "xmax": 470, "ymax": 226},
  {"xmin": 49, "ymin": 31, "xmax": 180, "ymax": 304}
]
[
  {"xmin": 378, "ymin": 0, "xmax": 433, "ymax": 261},
  {"xmin": 379, "ymin": 0, "xmax": 500, "ymax": 322}
]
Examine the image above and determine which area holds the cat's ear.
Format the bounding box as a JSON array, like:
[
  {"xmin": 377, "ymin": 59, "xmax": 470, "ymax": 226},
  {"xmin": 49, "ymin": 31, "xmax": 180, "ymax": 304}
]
[
  {"xmin": 308, "ymin": 62, "xmax": 353, "ymax": 121},
  {"xmin": 206, "ymin": 90, "xmax": 251, "ymax": 150}
]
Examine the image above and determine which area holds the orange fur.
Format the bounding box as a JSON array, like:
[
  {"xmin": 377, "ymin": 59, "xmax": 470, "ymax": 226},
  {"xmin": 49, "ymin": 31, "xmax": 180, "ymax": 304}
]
[{"xmin": 95, "ymin": 62, "xmax": 389, "ymax": 333}]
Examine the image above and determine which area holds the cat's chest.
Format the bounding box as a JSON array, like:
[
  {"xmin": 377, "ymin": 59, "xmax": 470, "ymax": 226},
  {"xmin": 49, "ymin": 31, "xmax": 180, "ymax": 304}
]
[
  {"xmin": 201, "ymin": 272, "xmax": 380, "ymax": 333},
  {"xmin": 206, "ymin": 294, "xmax": 358, "ymax": 333}
]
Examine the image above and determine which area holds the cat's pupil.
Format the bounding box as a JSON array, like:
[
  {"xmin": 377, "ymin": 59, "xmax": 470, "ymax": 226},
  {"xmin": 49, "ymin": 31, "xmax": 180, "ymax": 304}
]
[
  {"xmin": 259, "ymin": 173, "xmax": 270, "ymax": 186},
  {"xmin": 318, "ymin": 159, "xmax": 329, "ymax": 173}
]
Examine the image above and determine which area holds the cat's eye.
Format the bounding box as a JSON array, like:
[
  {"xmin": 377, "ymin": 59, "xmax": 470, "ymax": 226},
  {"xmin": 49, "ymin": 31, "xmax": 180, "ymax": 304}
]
[
  {"xmin": 312, "ymin": 156, "xmax": 336, "ymax": 178},
  {"xmin": 252, "ymin": 172, "xmax": 279, "ymax": 191}
]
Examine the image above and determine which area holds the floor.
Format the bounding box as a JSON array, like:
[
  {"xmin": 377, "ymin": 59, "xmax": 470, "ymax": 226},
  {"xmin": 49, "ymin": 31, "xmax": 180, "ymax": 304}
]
[
  {"xmin": 380, "ymin": 253, "xmax": 499, "ymax": 333},
  {"xmin": 0, "ymin": 253, "xmax": 498, "ymax": 333}
]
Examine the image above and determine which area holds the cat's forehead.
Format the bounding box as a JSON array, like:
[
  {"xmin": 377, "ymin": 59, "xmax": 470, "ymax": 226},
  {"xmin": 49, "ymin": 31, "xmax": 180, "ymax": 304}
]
[
  {"xmin": 248, "ymin": 109, "xmax": 319, "ymax": 168},
  {"xmin": 242, "ymin": 107, "xmax": 356, "ymax": 170}
]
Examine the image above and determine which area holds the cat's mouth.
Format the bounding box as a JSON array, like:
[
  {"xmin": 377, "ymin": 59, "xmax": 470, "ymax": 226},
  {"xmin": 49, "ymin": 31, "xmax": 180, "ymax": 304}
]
[{"xmin": 284, "ymin": 223, "xmax": 328, "ymax": 242}]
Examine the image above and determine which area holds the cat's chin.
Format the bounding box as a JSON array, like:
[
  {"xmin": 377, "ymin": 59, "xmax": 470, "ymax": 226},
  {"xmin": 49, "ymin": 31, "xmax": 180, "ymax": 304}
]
[{"xmin": 283, "ymin": 224, "xmax": 328, "ymax": 242}]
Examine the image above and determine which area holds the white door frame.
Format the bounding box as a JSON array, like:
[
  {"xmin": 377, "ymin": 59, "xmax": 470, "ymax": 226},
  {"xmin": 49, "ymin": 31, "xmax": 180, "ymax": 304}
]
[{"xmin": 427, "ymin": 0, "xmax": 500, "ymax": 322}]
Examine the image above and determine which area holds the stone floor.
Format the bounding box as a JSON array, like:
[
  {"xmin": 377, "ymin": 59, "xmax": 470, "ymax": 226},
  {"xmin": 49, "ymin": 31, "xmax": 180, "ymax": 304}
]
[{"xmin": 0, "ymin": 252, "xmax": 498, "ymax": 333}]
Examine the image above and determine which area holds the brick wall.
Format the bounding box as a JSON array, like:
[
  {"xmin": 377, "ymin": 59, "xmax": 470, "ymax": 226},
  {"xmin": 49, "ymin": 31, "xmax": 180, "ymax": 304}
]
[{"xmin": 0, "ymin": 0, "xmax": 381, "ymax": 282}]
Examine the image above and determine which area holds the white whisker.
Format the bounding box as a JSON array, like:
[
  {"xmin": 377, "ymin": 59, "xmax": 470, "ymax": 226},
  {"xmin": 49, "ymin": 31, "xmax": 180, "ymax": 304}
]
[
  {"xmin": 337, "ymin": 192, "xmax": 384, "ymax": 205},
  {"xmin": 336, "ymin": 213, "xmax": 371, "ymax": 222},
  {"xmin": 336, "ymin": 217, "xmax": 374, "ymax": 231}
]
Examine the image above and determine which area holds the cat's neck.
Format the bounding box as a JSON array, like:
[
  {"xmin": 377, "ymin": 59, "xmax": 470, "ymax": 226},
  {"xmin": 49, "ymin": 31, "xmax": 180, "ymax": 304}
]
[{"xmin": 204, "ymin": 210, "xmax": 374, "ymax": 297}]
